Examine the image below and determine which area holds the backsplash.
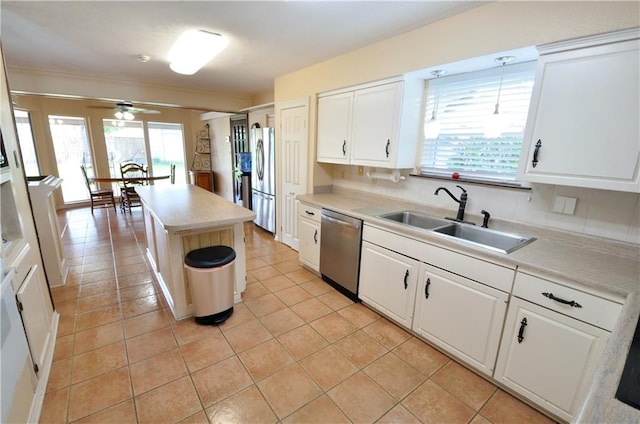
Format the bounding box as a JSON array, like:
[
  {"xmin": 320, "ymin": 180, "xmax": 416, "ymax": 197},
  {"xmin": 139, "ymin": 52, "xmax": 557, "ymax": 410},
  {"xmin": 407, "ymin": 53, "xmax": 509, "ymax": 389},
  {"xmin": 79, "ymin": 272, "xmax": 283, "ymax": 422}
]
[{"xmin": 330, "ymin": 167, "xmax": 640, "ymax": 245}]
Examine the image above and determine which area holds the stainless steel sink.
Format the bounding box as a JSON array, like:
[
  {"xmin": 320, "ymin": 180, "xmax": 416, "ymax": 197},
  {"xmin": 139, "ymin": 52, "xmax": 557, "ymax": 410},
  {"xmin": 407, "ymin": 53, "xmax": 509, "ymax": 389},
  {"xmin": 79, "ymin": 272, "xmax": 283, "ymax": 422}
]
[
  {"xmin": 433, "ymin": 223, "xmax": 535, "ymax": 254},
  {"xmin": 379, "ymin": 211, "xmax": 451, "ymax": 230}
]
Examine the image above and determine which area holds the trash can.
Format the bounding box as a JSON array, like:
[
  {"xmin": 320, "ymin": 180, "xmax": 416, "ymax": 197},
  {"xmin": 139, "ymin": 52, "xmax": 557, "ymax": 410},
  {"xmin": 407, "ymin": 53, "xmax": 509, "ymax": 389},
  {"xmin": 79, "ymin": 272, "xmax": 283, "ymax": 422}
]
[{"xmin": 184, "ymin": 246, "xmax": 236, "ymax": 325}]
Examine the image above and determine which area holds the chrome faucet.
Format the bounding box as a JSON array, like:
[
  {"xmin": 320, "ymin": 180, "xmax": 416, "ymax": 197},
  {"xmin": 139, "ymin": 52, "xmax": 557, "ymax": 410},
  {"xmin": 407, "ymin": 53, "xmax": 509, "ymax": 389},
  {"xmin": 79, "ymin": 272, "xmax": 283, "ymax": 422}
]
[{"xmin": 434, "ymin": 185, "xmax": 468, "ymax": 222}]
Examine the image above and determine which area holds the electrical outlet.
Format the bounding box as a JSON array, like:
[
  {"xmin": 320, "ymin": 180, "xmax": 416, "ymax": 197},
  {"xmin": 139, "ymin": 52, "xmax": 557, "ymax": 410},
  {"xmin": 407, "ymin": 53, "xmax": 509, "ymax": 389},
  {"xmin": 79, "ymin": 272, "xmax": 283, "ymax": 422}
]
[{"xmin": 552, "ymin": 195, "xmax": 577, "ymax": 215}]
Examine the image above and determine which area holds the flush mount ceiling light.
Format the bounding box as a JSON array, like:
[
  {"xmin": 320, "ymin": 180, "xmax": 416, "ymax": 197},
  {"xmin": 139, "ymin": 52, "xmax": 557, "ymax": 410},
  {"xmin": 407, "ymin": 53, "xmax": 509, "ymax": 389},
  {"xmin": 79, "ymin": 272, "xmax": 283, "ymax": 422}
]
[{"xmin": 168, "ymin": 30, "xmax": 228, "ymax": 75}]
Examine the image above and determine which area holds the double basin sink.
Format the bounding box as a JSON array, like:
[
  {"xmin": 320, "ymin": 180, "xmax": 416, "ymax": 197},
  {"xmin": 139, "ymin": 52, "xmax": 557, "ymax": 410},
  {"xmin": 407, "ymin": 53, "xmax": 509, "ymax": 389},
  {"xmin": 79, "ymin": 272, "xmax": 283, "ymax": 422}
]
[{"xmin": 378, "ymin": 211, "xmax": 535, "ymax": 254}]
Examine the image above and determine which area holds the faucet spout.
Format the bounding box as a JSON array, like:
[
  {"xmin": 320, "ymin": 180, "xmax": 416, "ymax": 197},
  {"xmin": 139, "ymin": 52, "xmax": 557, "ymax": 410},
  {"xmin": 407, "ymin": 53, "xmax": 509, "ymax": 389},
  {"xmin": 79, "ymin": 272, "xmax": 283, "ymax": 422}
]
[
  {"xmin": 434, "ymin": 187, "xmax": 460, "ymax": 203},
  {"xmin": 434, "ymin": 185, "xmax": 468, "ymax": 222}
]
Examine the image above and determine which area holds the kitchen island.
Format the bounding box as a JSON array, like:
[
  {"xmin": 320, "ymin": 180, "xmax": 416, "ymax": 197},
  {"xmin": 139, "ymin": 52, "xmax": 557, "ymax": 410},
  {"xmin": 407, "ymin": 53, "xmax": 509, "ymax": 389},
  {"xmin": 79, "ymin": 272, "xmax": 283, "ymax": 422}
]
[{"xmin": 136, "ymin": 184, "xmax": 256, "ymax": 320}]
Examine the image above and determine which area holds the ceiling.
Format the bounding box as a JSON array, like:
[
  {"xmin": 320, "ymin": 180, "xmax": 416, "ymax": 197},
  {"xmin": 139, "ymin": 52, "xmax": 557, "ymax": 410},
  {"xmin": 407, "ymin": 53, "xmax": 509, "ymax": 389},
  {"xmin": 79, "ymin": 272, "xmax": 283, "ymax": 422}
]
[{"xmin": 1, "ymin": 1, "xmax": 486, "ymax": 99}]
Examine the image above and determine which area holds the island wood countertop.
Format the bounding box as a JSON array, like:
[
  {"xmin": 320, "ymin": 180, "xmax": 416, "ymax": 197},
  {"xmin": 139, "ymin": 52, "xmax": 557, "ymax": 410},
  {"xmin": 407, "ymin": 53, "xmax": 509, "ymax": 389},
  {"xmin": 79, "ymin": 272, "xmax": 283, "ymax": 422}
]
[{"xmin": 136, "ymin": 184, "xmax": 255, "ymax": 232}]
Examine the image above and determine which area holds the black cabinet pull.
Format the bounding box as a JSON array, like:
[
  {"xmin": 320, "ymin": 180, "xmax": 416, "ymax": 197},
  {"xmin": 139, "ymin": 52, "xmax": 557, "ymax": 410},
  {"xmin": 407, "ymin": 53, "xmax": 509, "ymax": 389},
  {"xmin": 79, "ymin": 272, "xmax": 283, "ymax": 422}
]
[
  {"xmin": 542, "ymin": 292, "xmax": 582, "ymax": 308},
  {"xmin": 403, "ymin": 270, "xmax": 409, "ymax": 290},
  {"xmin": 305, "ymin": 210, "xmax": 315, "ymax": 216},
  {"xmin": 385, "ymin": 139, "xmax": 390, "ymax": 158},
  {"xmin": 532, "ymin": 140, "xmax": 542, "ymax": 168},
  {"xmin": 313, "ymin": 229, "xmax": 318, "ymax": 244},
  {"xmin": 517, "ymin": 317, "xmax": 528, "ymax": 343},
  {"xmin": 424, "ymin": 278, "xmax": 431, "ymax": 299},
  {"xmin": 342, "ymin": 140, "xmax": 347, "ymax": 156}
]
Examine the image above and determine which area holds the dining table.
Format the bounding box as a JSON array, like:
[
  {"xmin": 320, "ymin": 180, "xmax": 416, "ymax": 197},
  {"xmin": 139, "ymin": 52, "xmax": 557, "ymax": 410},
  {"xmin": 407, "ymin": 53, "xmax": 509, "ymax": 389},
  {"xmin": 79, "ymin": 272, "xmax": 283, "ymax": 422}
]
[{"xmin": 91, "ymin": 175, "xmax": 171, "ymax": 184}]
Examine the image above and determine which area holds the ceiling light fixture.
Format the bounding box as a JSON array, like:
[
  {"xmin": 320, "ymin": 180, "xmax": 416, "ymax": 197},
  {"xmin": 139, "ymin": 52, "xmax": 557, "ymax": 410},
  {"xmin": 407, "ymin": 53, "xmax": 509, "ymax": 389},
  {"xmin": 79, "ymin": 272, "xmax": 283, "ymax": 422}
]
[
  {"xmin": 114, "ymin": 110, "xmax": 135, "ymax": 120},
  {"xmin": 484, "ymin": 55, "xmax": 515, "ymax": 138},
  {"xmin": 168, "ymin": 30, "xmax": 228, "ymax": 75},
  {"xmin": 424, "ymin": 70, "xmax": 446, "ymax": 139}
]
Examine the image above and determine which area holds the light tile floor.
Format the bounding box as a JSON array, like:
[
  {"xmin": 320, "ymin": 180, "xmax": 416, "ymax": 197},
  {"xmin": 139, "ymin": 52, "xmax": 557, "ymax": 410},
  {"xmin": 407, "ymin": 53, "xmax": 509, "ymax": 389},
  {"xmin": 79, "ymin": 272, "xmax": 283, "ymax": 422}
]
[{"xmin": 40, "ymin": 206, "xmax": 556, "ymax": 423}]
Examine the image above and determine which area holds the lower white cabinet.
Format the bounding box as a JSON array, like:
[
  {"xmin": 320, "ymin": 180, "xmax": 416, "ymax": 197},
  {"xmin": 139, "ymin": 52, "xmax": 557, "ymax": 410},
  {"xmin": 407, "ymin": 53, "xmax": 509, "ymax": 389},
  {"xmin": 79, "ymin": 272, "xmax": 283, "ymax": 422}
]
[
  {"xmin": 298, "ymin": 204, "xmax": 321, "ymax": 272},
  {"xmin": 494, "ymin": 271, "xmax": 623, "ymax": 422},
  {"xmin": 16, "ymin": 264, "xmax": 54, "ymax": 376},
  {"xmin": 494, "ymin": 297, "xmax": 609, "ymax": 422},
  {"xmin": 359, "ymin": 240, "xmax": 419, "ymax": 328},
  {"xmin": 412, "ymin": 263, "xmax": 508, "ymax": 376}
]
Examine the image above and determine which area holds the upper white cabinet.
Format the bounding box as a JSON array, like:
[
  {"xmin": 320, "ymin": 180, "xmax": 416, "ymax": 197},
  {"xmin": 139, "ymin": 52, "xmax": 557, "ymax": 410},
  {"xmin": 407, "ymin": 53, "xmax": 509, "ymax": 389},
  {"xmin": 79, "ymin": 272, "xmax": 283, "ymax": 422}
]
[
  {"xmin": 317, "ymin": 77, "xmax": 424, "ymax": 169},
  {"xmin": 316, "ymin": 93, "xmax": 352, "ymax": 164},
  {"xmin": 518, "ymin": 29, "xmax": 640, "ymax": 192}
]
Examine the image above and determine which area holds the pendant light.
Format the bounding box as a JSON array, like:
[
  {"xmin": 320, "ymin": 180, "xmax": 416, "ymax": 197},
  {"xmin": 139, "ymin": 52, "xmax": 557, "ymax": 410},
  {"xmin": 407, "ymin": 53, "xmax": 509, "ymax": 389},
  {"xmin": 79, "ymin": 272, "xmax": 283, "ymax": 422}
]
[
  {"xmin": 484, "ymin": 56, "xmax": 515, "ymax": 138},
  {"xmin": 424, "ymin": 70, "xmax": 446, "ymax": 139}
]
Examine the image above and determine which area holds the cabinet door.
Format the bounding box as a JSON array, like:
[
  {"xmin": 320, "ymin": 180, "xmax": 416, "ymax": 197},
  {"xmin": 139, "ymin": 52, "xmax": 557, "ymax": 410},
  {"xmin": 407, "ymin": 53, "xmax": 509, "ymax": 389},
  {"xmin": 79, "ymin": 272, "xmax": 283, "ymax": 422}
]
[
  {"xmin": 358, "ymin": 241, "xmax": 419, "ymax": 328},
  {"xmin": 317, "ymin": 93, "xmax": 352, "ymax": 164},
  {"xmin": 518, "ymin": 39, "xmax": 640, "ymax": 192},
  {"xmin": 16, "ymin": 264, "xmax": 54, "ymax": 376},
  {"xmin": 412, "ymin": 263, "xmax": 508, "ymax": 376},
  {"xmin": 351, "ymin": 82, "xmax": 403, "ymax": 167},
  {"xmin": 298, "ymin": 217, "xmax": 320, "ymax": 271},
  {"xmin": 494, "ymin": 297, "xmax": 609, "ymax": 422}
]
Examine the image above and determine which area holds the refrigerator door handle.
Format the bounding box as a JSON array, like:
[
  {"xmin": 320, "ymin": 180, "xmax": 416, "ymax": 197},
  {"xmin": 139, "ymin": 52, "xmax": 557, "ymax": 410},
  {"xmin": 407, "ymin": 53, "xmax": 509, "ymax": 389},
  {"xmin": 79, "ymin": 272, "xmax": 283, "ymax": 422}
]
[{"xmin": 256, "ymin": 139, "xmax": 264, "ymax": 182}]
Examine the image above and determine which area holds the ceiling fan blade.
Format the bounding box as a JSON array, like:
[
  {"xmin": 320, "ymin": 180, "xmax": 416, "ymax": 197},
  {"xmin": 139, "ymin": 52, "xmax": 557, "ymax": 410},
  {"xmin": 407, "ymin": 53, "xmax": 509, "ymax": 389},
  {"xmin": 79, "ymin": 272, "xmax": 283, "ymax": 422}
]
[{"xmin": 87, "ymin": 105, "xmax": 117, "ymax": 109}]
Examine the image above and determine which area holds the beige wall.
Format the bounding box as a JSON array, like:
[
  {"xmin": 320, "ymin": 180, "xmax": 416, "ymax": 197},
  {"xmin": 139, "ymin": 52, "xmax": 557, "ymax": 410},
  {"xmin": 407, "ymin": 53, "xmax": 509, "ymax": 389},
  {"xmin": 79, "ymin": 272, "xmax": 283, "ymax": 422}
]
[
  {"xmin": 13, "ymin": 95, "xmax": 202, "ymax": 207},
  {"xmin": 274, "ymin": 1, "xmax": 639, "ymax": 188},
  {"xmin": 8, "ymin": 68, "xmax": 256, "ymax": 113},
  {"xmin": 206, "ymin": 117, "xmax": 234, "ymax": 201},
  {"xmin": 273, "ymin": 1, "xmax": 639, "ymax": 243}
]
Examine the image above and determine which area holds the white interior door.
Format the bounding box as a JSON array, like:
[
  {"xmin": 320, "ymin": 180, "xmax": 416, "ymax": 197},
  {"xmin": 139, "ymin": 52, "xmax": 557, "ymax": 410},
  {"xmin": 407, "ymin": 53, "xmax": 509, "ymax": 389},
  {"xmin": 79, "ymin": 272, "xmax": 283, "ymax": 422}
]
[{"xmin": 279, "ymin": 100, "xmax": 308, "ymax": 249}]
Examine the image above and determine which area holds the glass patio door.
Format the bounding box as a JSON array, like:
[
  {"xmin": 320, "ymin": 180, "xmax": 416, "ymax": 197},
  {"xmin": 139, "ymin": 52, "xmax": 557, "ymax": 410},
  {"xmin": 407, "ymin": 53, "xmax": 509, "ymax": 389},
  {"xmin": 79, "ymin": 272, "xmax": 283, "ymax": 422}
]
[
  {"xmin": 148, "ymin": 122, "xmax": 186, "ymax": 184},
  {"xmin": 103, "ymin": 119, "xmax": 146, "ymax": 192},
  {"xmin": 48, "ymin": 115, "xmax": 93, "ymax": 203}
]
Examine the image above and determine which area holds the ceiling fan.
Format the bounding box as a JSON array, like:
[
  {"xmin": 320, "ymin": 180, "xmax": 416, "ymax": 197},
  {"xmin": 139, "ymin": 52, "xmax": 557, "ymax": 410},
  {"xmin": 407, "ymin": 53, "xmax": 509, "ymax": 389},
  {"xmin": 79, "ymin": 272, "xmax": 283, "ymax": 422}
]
[{"xmin": 89, "ymin": 101, "xmax": 161, "ymax": 120}]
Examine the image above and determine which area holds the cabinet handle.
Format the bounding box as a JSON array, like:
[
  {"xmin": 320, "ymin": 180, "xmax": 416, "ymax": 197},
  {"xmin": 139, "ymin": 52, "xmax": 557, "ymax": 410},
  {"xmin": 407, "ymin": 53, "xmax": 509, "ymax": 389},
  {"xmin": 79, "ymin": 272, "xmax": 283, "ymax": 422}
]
[
  {"xmin": 424, "ymin": 278, "xmax": 430, "ymax": 299},
  {"xmin": 13, "ymin": 151, "xmax": 20, "ymax": 168},
  {"xmin": 403, "ymin": 270, "xmax": 409, "ymax": 290},
  {"xmin": 385, "ymin": 139, "xmax": 390, "ymax": 158},
  {"xmin": 305, "ymin": 210, "xmax": 315, "ymax": 216},
  {"xmin": 313, "ymin": 229, "xmax": 318, "ymax": 244},
  {"xmin": 542, "ymin": 292, "xmax": 582, "ymax": 308},
  {"xmin": 531, "ymin": 140, "xmax": 542, "ymax": 168},
  {"xmin": 342, "ymin": 140, "xmax": 347, "ymax": 156},
  {"xmin": 517, "ymin": 317, "xmax": 528, "ymax": 343}
]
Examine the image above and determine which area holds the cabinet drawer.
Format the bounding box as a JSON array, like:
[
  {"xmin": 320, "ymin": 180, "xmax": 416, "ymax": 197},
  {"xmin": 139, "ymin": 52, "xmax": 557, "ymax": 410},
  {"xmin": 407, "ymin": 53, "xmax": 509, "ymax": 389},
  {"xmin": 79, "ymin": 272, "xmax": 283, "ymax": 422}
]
[
  {"xmin": 513, "ymin": 272, "xmax": 623, "ymax": 331},
  {"xmin": 299, "ymin": 203, "xmax": 321, "ymax": 223}
]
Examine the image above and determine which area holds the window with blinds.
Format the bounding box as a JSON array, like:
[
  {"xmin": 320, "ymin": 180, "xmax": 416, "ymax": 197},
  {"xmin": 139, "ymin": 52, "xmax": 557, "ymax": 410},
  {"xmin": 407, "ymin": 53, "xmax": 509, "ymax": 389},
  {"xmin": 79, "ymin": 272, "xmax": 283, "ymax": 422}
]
[{"xmin": 420, "ymin": 62, "xmax": 536, "ymax": 183}]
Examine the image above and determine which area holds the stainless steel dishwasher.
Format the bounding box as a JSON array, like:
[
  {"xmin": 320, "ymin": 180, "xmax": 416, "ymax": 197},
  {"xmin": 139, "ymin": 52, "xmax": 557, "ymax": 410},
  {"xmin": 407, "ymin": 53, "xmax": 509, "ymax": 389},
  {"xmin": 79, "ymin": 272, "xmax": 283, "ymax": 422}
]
[{"xmin": 320, "ymin": 209, "xmax": 362, "ymax": 300}]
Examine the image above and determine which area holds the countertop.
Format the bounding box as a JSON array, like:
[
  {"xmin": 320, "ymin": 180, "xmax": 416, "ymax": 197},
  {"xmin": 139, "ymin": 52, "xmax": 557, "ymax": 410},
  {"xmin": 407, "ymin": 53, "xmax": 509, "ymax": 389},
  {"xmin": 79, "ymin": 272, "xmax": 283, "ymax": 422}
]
[
  {"xmin": 136, "ymin": 184, "xmax": 256, "ymax": 232},
  {"xmin": 298, "ymin": 188, "xmax": 640, "ymax": 423}
]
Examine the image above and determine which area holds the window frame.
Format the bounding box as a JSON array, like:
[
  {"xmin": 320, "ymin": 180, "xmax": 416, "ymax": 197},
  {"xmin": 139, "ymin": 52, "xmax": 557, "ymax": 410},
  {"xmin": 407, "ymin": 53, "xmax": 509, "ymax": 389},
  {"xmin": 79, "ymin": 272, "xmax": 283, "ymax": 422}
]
[{"xmin": 417, "ymin": 61, "xmax": 536, "ymax": 187}]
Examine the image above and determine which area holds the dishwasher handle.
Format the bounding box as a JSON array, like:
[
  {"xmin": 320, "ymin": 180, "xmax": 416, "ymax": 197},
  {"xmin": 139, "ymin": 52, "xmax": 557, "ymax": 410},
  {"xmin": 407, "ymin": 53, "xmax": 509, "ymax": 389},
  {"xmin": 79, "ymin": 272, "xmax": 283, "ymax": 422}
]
[{"xmin": 321, "ymin": 214, "xmax": 360, "ymax": 230}]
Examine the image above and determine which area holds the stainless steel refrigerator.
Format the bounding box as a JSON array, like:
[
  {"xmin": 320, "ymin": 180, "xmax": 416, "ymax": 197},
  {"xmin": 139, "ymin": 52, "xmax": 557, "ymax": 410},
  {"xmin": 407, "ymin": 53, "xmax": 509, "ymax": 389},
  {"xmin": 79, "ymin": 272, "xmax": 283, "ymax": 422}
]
[{"xmin": 250, "ymin": 127, "xmax": 275, "ymax": 232}]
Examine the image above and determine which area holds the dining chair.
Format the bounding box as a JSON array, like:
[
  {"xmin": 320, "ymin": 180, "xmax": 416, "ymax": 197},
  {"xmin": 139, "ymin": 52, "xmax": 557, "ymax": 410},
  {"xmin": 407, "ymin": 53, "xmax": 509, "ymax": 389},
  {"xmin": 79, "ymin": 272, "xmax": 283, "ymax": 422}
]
[
  {"xmin": 119, "ymin": 162, "xmax": 148, "ymax": 213},
  {"xmin": 80, "ymin": 164, "xmax": 116, "ymax": 214}
]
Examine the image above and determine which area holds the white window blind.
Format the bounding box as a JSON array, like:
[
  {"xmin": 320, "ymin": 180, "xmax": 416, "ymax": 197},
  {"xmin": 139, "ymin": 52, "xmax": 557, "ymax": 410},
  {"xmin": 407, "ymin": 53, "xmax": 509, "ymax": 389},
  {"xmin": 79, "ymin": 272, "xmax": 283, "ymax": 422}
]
[{"xmin": 421, "ymin": 62, "xmax": 536, "ymax": 182}]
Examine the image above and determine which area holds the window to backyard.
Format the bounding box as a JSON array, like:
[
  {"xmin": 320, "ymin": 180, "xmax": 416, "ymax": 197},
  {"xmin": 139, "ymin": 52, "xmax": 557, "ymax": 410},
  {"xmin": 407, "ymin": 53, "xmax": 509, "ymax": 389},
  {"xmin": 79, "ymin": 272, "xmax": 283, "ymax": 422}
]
[{"xmin": 420, "ymin": 62, "xmax": 535, "ymax": 184}]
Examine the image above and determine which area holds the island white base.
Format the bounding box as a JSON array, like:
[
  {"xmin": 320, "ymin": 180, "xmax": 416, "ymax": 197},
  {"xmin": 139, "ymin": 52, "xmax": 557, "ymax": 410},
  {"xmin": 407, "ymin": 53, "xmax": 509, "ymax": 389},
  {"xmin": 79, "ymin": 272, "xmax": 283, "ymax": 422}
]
[{"xmin": 142, "ymin": 206, "xmax": 248, "ymax": 321}]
